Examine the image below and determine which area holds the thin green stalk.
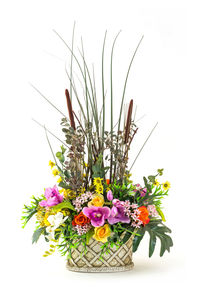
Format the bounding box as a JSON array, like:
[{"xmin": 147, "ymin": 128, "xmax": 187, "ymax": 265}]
[
  {"xmin": 133, "ymin": 105, "xmax": 137, "ymax": 122},
  {"xmin": 92, "ymin": 64, "xmax": 100, "ymax": 153},
  {"xmin": 78, "ymin": 43, "xmax": 99, "ymax": 138},
  {"xmin": 117, "ymin": 36, "xmax": 144, "ymax": 132},
  {"xmin": 80, "ymin": 38, "xmax": 93, "ymax": 175},
  {"xmin": 65, "ymin": 66, "xmax": 87, "ymax": 121},
  {"xmin": 113, "ymin": 35, "xmax": 144, "ymax": 180},
  {"xmin": 53, "ymin": 30, "xmax": 94, "ymax": 124},
  {"xmin": 30, "ymin": 83, "xmax": 67, "ymax": 119},
  {"xmin": 70, "ymin": 22, "xmax": 76, "ymax": 101},
  {"xmin": 44, "ymin": 126, "xmax": 58, "ymax": 167},
  {"xmin": 32, "ymin": 118, "xmax": 69, "ymax": 148},
  {"xmin": 129, "ymin": 122, "xmax": 158, "ymax": 171},
  {"xmin": 101, "ymin": 31, "xmax": 107, "ymax": 156},
  {"xmin": 110, "ymin": 31, "xmax": 121, "ymax": 182}
]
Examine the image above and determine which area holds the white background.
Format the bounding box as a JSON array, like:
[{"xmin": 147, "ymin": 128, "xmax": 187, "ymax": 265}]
[{"xmin": 0, "ymin": 0, "xmax": 199, "ymax": 293}]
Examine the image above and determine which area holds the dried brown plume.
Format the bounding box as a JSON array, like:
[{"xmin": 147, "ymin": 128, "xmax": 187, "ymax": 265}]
[
  {"xmin": 124, "ymin": 99, "xmax": 133, "ymax": 144},
  {"xmin": 65, "ymin": 89, "xmax": 76, "ymax": 130}
]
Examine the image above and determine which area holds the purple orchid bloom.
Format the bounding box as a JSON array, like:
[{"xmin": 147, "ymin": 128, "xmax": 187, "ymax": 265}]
[
  {"xmin": 83, "ymin": 206, "xmax": 110, "ymax": 227},
  {"xmin": 107, "ymin": 199, "xmax": 130, "ymax": 225},
  {"xmin": 107, "ymin": 190, "xmax": 113, "ymax": 201},
  {"xmin": 39, "ymin": 185, "xmax": 63, "ymax": 207}
]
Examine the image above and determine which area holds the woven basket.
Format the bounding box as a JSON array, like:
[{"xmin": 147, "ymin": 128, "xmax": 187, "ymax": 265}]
[{"xmin": 66, "ymin": 236, "xmax": 134, "ymax": 273}]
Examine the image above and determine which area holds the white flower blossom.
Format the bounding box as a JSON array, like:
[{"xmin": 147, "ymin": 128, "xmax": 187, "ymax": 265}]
[{"xmin": 46, "ymin": 212, "xmax": 68, "ymax": 241}]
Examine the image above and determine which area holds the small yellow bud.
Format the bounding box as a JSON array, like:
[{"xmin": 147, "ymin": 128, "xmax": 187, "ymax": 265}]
[
  {"xmin": 57, "ymin": 177, "xmax": 62, "ymax": 183},
  {"xmin": 52, "ymin": 169, "xmax": 59, "ymax": 176},
  {"xmin": 49, "ymin": 160, "xmax": 55, "ymax": 168}
]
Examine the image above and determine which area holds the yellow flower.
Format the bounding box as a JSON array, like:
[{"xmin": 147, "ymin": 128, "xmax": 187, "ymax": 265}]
[
  {"xmin": 84, "ymin": 162, "xmax": 88, "ymax": 167},
  {"xmin": 36, "ymin": 208, "xmax": 52, "ymax": 227},
  {"xmin": 162, "ymin": 181, "xmax": 171, "ymax": 190},
  {"xmin": 93, "ymin": 224, "xmax": 111, "ymax": 243},
  {"xmin": 57, "ymin": 177, "xmax": 62, "ymax": 183},
  {"xmin": 52, "ymin": 169, "xmax": 59, "ymax": 176},
  {"xmin": 43, "ymin": 213, "xmax": 51, "ymax": 226},
  {"xmin": 93, "ymin": 177, "xmax": 103, "ymax": 186},
  {"xmin": 78, "ymin": 186, "xmax": 86, "ymax": 195},
  {"xmin": 49, "ymin": 160, "xmax": 55, "ymax": 168},
  {"xmin": 154, "ymin": 179, "xmax": 160, "ymax": 186},
  {"xmin": 63, "ymin": 189, "xmax": 76, "ymax": 199},
  {"xmin": 88, "ymin": 194, "xmax": 104, "ymax": 207},
  {"xmin": 95, "ymin": 184, "xmax": 104, "ymax": 194}
]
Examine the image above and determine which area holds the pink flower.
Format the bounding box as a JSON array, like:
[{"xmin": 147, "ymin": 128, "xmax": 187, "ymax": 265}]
[
  {"xmin": 83, "ymin": 206, "xmax": 110, "ymax": 227},
  {"xmin": 107, "ymin": 190, "xmax": 113, "ymax": 201},
  {"xmin": 39, "ymin": 185, "xmax": 63, "ymax": 207},
  {"xmin": 140, "ymin": 188, "xmax": 147, "ymax": 197},
  {"xmin": 107, "ymin": 199, "xmax": 130, "ymax": 225},
  {"xmin": 147, "ymin": 205, "xmax": 158, "ymax": 217}
]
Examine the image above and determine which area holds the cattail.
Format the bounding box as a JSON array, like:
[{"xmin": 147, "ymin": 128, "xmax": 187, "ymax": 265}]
[
  {"xmin": 65, "ymin": 89, "xmax": 76, "ymax": 130},
  {"xmin": 124, "ymin": 99, "xmax": 133, "ymax": 144}
]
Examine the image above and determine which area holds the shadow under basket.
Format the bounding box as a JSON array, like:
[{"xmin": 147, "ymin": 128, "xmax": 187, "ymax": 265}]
[{"xmin": 66, "ymin": 236, "xmax": 134, "ymax": 273}]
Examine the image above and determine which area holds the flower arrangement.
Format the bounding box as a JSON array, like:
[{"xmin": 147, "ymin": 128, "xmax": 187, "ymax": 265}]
[{"xmin": 22, "ymin": 28, "xmax": 173, "ymax": 271}]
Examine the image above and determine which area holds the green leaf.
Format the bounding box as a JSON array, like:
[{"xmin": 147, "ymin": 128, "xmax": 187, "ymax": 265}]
[
  {"xmin": 61, "ymin": 145, "xmax": 66, "ymax": 154},
  {"xmin": 132, "ymin": 227, "xmax": 145, "ymax": 252},
  {"xmin": 146, "ymin": 228, "xmax": 156, "ymax": 257},
  {"xmin": 58, "ymin": 182, "xmax": 70, "ymax": 189},
  {"xmin": 156, "ymin": 207, "xmax": 166, "ymax": 222},
  {"xmin": 52, "ymin": 201, "xmax": 76, "ymax": 211},
  {"xmin": 122, "ymin": 231, "xmax": 132, "ymax": 244},
  {"xmin": 21, "ymin": 196, "xmax": 43, "ymax": 228},
  {"xmin": 32, "ymin": 227, "xmax": 45, "ymax": 244},
  {"xmin": 147, "ymin": 222, "xmax": 173, "ymax": 257},
  {"xmin": 86, "ymin": 228, "xmax": 94, "ymax": 244},
  {"xmin": 148, "ymin": 175, "xmax": 156, "ymax": 183},
  {"xmin": 64, "ymin": 170, "xmax": 70, "ymax": 179},
  {"xmin": 56, "ymin": 152, "xmax": 65, "ymax": 163},
  {"xmin": 143, "ymin": 177, "xmax": 152, "ymax": 193},
  {"xmin": 157, "ymin": 168, "xmax": 164, "ymax": 176}
]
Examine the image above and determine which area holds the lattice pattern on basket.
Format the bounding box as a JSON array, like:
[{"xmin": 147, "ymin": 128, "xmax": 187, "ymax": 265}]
[{"xmin": 67, "ymin": 236, "xmax": 133, "ymax": 269}]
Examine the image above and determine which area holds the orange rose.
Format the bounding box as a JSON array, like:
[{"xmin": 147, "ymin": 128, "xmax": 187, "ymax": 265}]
[
  {"xmin": 72, "ymin": 212, "xmax": 90, "ymax": 226},
  {"xmin": 138, "ymin": 206, "xmax": 150, "ymax": 225}
]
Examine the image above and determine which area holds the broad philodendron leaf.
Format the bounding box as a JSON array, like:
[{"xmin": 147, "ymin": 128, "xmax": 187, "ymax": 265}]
[
  {"xmin": 147, "ymin": 222, "xmax": 173, "ymax": 257},
  {"xmin": 32, "ymin": 227, "xmax": 45, "ymax": 244},
  {"xmin": 146, "ymin": 228, "xmax": 157, "ymax": 257},
  {"xmin": 52, "ymin": 201, "xmax": 76, "ymax": 211},
  {"xmin": 132, "ymin": 227, "xmax": 146, "ymax": 252},
  {"xmin": 132, "ymin": 221, "xmax": 173, "ymax": 257}
]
